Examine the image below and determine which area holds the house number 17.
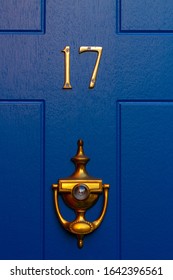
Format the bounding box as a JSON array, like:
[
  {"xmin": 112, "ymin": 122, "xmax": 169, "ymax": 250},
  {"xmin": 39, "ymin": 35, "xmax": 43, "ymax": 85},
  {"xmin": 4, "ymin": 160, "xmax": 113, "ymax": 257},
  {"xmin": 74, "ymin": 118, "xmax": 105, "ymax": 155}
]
[{"xmin": 62, "ymin": 46, "xmax": 103, "ymax": 89}]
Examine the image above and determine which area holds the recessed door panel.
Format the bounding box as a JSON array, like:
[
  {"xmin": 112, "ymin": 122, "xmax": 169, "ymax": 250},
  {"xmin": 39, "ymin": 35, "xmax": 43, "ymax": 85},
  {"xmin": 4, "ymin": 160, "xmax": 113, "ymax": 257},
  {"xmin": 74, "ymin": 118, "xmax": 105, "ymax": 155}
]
[
  {"xmin": 118, "ymin": 101, "xmax": 173, "ymax": 259},
  {"xmin": 120, "ymin": 0, "xmax": 173, "ymax": 32},
  {"xmin": 0, "ymin": 0, "xmax": 44, "ymax": 32},
  {"xmin": 0, "ymin": 101, "xmax": 44, "ymax": 259}
]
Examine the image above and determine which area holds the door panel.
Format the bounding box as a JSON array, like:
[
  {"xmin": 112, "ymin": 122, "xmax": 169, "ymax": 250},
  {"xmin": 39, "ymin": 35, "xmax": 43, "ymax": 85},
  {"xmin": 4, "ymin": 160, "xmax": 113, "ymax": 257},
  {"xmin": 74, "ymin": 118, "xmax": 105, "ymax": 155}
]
[
  {"xmin": 0, "ymin": 0, "xmax": 43, "ymax": 32},
  {"xmin": 118, "ymin": 101, "xmax": 173, "ymax": 259},
  {"xmin": 120, "ymin": 0, "xmax": 173, "ymax": 32},
  {"xmin": 0, "ymin": 101, "xmax": 44, "ymax": 259},
  {"xmin": 0, "ymin": 0, "xmax": 173, "ymax": 260}
]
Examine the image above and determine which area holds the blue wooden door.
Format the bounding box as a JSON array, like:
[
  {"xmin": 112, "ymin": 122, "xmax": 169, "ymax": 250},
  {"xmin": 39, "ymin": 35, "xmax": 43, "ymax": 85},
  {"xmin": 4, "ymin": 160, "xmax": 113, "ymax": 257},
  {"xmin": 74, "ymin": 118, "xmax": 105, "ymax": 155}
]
[{"xmin": 0, "ymin": 0, "xmax": 173, "ymax": 260}]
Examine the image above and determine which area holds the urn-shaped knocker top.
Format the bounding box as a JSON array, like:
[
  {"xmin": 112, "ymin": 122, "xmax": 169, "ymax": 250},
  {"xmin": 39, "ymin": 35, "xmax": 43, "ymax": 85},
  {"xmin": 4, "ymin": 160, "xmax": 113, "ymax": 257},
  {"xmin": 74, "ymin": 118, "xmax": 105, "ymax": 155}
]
[{"xmin": 52, "ymin": 139, "xmax": 110, "ymax": 248}]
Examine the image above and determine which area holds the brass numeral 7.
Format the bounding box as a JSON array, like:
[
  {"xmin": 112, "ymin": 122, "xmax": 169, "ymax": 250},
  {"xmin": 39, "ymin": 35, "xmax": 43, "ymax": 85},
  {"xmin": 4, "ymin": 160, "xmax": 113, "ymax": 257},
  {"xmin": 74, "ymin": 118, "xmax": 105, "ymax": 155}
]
[
  {"xmin": 62, "ymin": 46, "xmax": 103, "ymax": 89},
  {"xmin": 79, "ymin": 46, "xmax": 103, "ymax": 89}
]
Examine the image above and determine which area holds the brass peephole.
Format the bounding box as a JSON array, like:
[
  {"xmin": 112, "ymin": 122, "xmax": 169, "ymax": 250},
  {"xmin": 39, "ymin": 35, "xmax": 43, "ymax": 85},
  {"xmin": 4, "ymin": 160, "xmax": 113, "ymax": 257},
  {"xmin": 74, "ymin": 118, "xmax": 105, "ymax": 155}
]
[{"xmin": 52, "ymin": 139, "xmax": 109, "ymax": 248}]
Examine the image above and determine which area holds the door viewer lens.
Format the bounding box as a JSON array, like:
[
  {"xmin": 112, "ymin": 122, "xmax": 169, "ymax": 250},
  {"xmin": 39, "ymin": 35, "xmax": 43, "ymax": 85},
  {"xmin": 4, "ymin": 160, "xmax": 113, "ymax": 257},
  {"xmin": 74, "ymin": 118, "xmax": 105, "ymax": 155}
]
[{"xmin": 73, "ymin": 184, "xmax": 89, "ymax": 200}]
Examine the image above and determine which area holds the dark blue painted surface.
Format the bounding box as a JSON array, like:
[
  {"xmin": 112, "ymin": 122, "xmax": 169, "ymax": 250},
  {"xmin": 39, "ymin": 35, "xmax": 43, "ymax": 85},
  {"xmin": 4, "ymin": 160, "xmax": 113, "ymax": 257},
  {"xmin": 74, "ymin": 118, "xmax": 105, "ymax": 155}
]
[
  {"xmin": 0, "ymin": 0, "xmax": 173, "ymax": 259},
  {"xmin": 0, "ymin": 0, "xmax": 45, "ymax": 33},
  {"xmin": 0, "ymin": 101, "xmax": 44, "ymax": 259},
  {"xmin": 119, "ymin": 0, "xmax": 173, "ymax": 32},
  {"xmin": 118, "ymin": 102, "xmax": 173, "ymax": 259}
]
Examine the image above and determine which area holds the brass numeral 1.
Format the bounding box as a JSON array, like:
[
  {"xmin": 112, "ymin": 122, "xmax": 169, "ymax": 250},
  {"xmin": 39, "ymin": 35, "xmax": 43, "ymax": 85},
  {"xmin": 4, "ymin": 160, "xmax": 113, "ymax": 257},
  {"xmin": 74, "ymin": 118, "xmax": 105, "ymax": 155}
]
[
  {"xmin": 79, "ymin": 46, "xmax": 103, "ymax": 89},
  {"xmin": 62, "ymin": 46, "xmax": 72, "ymax": 89},
  {"xmin": 62, "ymin": 46, "xmax": 103, "ymax": 89}
]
